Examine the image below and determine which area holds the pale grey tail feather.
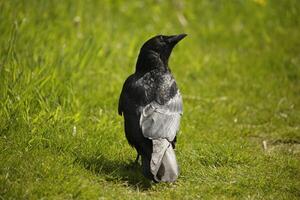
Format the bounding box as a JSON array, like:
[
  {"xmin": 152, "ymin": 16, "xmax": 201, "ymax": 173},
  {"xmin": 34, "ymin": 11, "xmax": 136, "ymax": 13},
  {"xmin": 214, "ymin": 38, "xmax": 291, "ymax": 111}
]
[{"xmin": 150, "ymin": 139, "xmax": 179, "ymax": 182}]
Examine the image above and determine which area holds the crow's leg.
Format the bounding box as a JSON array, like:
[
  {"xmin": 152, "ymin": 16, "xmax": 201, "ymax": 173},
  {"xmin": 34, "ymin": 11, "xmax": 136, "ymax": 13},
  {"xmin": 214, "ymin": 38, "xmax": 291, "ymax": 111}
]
[
  {"xmin": 125, "ymin": 153, "xmax": 140, "ymax": 170},
  {"xmin": 135, "ymin": 153, "xmax": 140, "ymax": 164}
]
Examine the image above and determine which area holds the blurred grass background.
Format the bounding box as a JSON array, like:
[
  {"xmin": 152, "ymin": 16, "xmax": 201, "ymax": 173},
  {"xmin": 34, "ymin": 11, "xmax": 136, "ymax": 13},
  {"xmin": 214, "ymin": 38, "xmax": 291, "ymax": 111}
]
[{"xmin": 0, "ymin": 0, "xmax": 299, "ymax": 199}]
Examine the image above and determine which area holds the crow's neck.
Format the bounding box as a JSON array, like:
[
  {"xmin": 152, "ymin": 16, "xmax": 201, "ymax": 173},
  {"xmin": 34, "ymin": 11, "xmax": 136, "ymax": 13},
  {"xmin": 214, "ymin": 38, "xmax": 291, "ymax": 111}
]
[{"xmin": 135, "ymin": 50, "xmax": 168, "ymax": 74}]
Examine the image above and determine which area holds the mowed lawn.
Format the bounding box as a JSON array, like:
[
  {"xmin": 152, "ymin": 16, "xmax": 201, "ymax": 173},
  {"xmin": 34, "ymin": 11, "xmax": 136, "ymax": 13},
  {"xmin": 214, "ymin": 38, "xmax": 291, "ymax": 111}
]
[{"xmin": 0, "ymin": 0, "xmax": 299, "ymax": 199}]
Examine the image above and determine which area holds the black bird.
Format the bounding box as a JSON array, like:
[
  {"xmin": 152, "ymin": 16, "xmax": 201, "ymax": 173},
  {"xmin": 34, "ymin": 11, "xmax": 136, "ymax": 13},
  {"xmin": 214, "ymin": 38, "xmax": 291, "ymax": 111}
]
[{"xmin": 118, "ymin": 34, "xmax": 186, "ymax": 182}]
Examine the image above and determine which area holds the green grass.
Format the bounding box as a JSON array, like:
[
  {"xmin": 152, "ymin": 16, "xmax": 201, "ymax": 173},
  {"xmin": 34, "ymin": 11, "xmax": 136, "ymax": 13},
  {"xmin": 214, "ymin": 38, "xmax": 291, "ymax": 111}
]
[{"xmin": 1, "ymin": 0, "xmax": 300, "ymax": 199}]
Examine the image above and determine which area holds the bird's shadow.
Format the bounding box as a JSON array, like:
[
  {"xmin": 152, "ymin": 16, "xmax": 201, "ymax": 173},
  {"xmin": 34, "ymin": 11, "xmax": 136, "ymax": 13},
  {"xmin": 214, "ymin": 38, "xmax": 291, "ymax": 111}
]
[{"xmin": 74, "ymin": 153, "xmax": 152, "ymax": 190}]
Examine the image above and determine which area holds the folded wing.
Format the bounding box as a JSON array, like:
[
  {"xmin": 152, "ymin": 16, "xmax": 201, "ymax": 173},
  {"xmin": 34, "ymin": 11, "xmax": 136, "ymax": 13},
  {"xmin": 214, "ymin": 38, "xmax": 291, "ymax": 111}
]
[{"xmin": 140, "ymin": 91, "xmax": 183, "ymax": 141}]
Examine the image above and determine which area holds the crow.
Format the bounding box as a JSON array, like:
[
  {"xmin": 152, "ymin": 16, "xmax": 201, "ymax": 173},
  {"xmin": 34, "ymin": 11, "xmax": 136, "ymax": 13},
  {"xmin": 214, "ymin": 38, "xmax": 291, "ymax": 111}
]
[{"xmin": 118, "ymin": 34, "xmax": 186, "ymax": 182}]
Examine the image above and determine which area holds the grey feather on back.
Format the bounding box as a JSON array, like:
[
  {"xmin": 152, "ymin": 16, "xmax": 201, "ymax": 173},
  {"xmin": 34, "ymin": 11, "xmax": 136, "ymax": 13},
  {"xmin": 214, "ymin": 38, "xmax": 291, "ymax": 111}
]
[{"xmin": 139, "ymin": 91, "xmax": 183, "ymax": 141}]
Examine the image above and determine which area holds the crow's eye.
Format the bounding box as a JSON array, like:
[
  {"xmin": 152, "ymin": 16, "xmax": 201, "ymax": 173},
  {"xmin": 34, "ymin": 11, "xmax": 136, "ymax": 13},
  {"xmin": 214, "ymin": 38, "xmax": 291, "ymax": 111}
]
[{"xmin": 159, "ymin": 35, "xmax": 163, "ymax": 41}]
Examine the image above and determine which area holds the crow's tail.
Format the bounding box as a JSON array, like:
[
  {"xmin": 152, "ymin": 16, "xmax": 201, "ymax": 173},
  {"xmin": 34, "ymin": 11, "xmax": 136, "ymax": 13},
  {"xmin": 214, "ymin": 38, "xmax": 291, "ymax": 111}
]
[{"xmin": 148, "ymin": 138, "xmax": 179, "ymax": 182}]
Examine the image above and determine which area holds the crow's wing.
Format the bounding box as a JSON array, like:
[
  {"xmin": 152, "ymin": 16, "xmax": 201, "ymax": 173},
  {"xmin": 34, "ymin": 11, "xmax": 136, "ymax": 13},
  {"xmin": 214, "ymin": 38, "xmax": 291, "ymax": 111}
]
[
  {"xmin": 118, "ymin": 91, "xmax": 124, "ymax": 116},
  {"xmin": 139, "ymin": 91, "xmax": 183, "ymax": 141},
  {"xmin": 118, "ymin": 87, "xmax": 126, "ymax": 116},
  {"xmin": 118, "ymin": 75, "xmax": 136, "ymax": 116}
]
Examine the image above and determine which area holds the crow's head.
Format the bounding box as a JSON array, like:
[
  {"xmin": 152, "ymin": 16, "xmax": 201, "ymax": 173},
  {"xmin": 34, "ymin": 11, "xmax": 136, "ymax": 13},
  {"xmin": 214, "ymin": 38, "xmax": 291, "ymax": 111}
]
[{"xmin": 136, "ymin": 34, "xmax": 187, "ymax": 72}]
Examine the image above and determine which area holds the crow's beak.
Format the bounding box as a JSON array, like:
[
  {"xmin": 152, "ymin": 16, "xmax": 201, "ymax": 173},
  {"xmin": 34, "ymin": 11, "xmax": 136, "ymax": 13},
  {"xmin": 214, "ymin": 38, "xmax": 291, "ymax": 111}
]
[{"xmin": 166, "ymin": 34, "xmax": 187, "ymax": 45}]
